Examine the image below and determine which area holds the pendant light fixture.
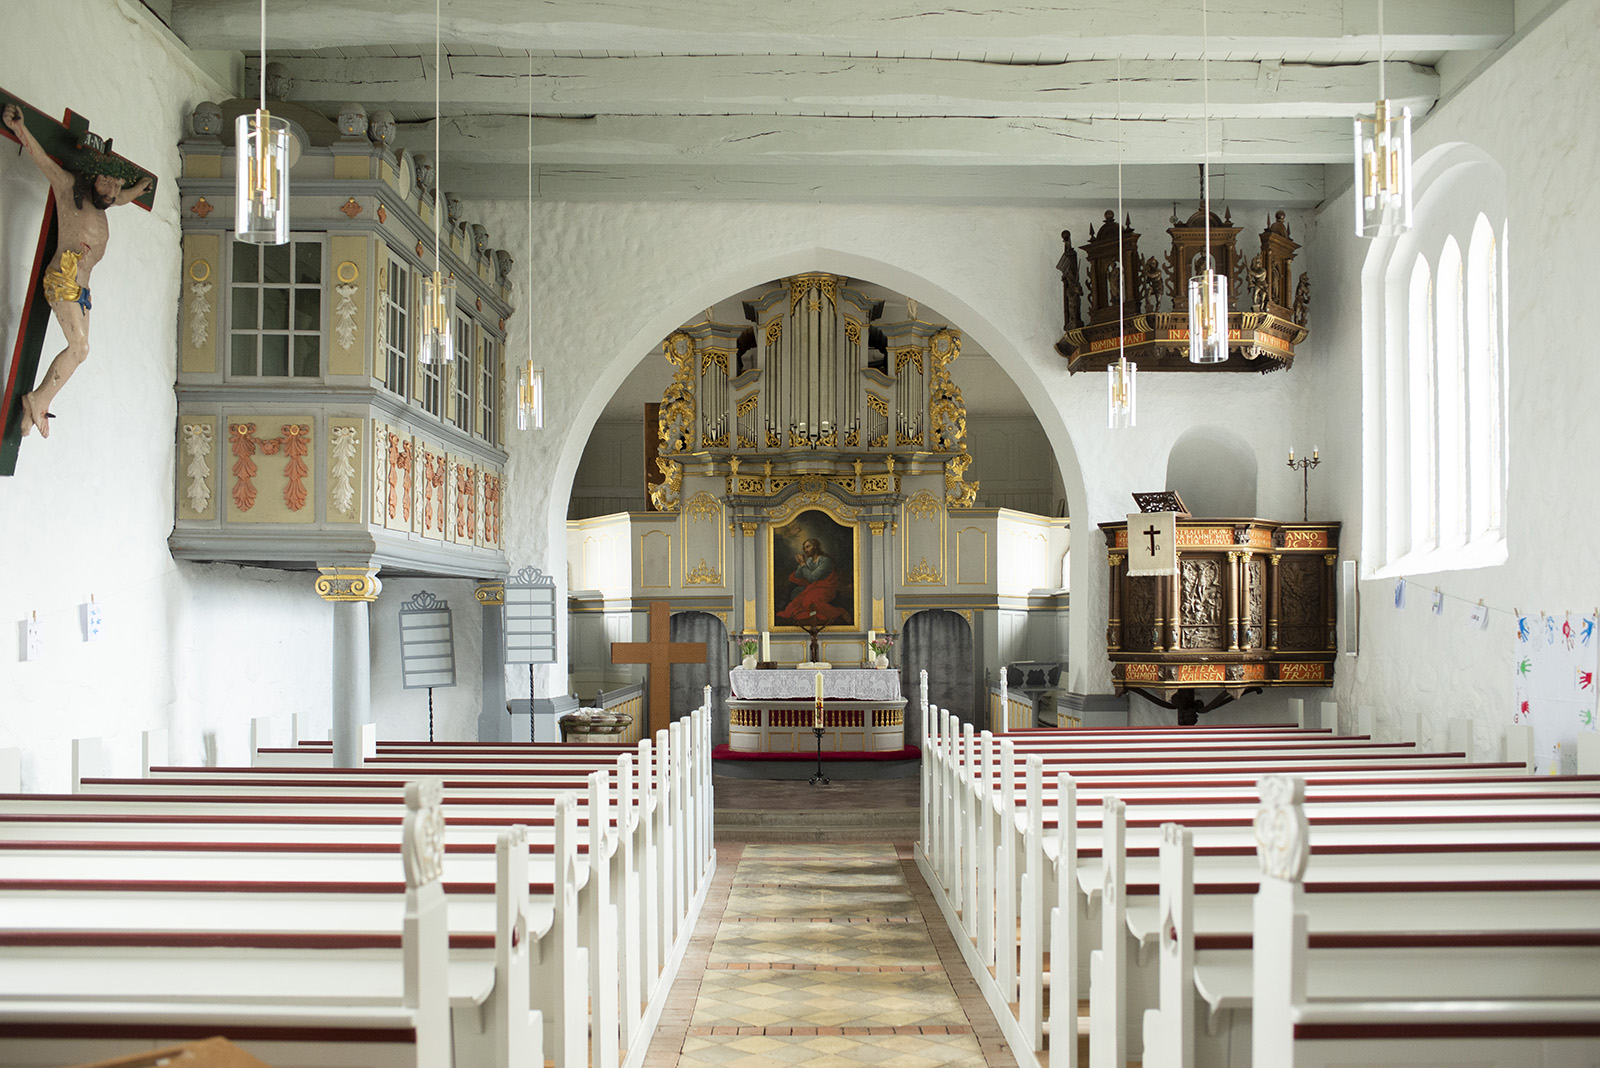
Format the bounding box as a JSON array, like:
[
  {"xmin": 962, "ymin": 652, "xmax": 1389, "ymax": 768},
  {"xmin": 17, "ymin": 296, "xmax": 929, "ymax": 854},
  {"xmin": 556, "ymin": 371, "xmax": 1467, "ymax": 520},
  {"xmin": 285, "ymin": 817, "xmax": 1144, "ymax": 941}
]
[
  {"xmin": 234, "ymin": 0, "xmax": 290, "ymax": 244},
  {"xmin": 1354, "ymin": 0, "xmax": 1413, "ymax": 237},
  {"xmin": 418, "ymin": 0, "xmax": 455, "ymax": 366},
  {"xmin": 517, "ymin": 50, "xmax": 544, "ymax": 431},
  {"xmin": 1107, "ymin": 58, "xmax": 1136, "ymax": 428},
  {"xmin": 1187, "ymin": 0, "xmax": 1228, "ymax": 365}
]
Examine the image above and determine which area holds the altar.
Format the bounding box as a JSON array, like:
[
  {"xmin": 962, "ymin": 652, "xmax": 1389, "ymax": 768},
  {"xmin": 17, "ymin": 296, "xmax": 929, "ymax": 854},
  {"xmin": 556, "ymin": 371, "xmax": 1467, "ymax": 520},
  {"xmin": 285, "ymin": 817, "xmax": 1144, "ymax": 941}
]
[{"xmin": 727, "ymin": 668, "xmax": 907, "ymax": 753}]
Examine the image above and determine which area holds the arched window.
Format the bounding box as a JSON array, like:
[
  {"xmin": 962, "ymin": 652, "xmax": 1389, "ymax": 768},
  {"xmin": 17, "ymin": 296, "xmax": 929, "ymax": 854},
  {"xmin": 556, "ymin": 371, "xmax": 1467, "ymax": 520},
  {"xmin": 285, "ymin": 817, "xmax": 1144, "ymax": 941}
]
[{"xmin": 1365, "ymin": 146, "xmax": 1508, "ymax": 575}]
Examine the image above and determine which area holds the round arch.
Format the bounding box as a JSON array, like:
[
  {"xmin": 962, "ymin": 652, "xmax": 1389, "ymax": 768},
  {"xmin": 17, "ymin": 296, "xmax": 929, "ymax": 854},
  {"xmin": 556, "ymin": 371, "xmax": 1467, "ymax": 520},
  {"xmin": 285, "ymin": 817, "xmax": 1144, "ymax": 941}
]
[{"xmin": 1165, "ymin": 426, "xmax": 1259, "ymax": 517}]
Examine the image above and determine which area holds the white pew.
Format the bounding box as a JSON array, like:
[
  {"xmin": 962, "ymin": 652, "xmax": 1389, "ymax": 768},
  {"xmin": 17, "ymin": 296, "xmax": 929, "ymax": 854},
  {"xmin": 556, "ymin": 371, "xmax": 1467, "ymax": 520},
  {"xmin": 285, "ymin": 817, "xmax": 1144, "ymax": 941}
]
[
  {"xmin": 0, "ymin": 779, "xmax": 483, "ymax": 1068},
  {"xmin": 1250, "ymin": 776, "xmax": 1600, "ymax": 1067}
]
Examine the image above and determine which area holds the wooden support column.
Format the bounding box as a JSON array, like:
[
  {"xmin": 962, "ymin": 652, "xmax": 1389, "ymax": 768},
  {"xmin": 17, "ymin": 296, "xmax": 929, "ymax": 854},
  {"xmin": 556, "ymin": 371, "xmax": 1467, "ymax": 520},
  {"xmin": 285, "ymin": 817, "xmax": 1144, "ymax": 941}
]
[
  {"xmin": 1323, "ymin": 553, "xmax": 1338, "ymax": 651},
  {"xmin": 1267, "ymin": 553, "xmax": 1282, "ymax": 652},
  {"xmin": 1227, "ymin": 550, "xmax": 1242, "ymax": 652},
  {"xmin": 316, "ymin": 566, "xmax": 383, "ymax": 766},
  {"xmin": 1105, "ymin": 552, "xmax": 1124, "ymax": 651}
]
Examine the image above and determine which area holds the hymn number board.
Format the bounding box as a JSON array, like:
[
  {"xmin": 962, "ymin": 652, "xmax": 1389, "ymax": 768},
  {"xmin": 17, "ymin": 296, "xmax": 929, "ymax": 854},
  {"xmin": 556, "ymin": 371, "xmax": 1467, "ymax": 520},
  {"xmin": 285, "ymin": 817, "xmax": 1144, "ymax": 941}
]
[
  {"xmin": 504, "ymin": 565, "xmax": 558, "ymax": 665},
  {"xmin": 397, "ymin": 591, "xmax": 456, "ymax": 689}
]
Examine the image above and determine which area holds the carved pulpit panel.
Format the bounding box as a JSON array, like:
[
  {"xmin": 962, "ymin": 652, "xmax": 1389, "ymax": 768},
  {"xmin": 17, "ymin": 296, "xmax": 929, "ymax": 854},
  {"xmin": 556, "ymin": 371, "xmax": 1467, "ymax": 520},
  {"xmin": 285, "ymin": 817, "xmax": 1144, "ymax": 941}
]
[{"xmin": 1101, "ymin": 517, "xmax": 1339, "ymax": 705}]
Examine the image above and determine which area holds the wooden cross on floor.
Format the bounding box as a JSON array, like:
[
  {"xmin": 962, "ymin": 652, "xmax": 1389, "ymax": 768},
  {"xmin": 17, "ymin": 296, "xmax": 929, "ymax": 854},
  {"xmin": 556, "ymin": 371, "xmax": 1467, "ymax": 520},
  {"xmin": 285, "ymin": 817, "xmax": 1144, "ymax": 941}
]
[
  {"xmin": 611, "ymin": 600, "xmax": 707, "ymax": 737},
  {"xmin": 0, "ymin": 86, "xmax": 157, "ymax": 475}
]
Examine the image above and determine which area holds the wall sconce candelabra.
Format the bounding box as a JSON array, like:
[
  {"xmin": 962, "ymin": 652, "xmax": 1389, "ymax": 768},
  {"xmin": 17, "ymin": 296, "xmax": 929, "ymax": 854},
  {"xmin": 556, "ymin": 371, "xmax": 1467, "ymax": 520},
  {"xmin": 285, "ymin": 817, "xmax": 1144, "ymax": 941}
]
[{"xmin": 1288, "ymin": 445, "xmax": 1320, "ymax": 521}]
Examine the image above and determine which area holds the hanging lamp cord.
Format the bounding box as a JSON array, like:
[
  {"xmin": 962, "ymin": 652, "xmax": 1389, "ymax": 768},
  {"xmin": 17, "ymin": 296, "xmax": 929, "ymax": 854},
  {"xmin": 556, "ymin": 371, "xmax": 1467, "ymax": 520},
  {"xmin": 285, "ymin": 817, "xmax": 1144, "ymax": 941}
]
[
  {"xmin": 1201, "ymin": 0, "xmax": 1212, "ymax": 271},
  {"xmin": 258, "ymin": 0, "xmax": 266, "ymax": 109},
  {"xmin": 1116, "ymin": 56, "xmax": 1124, "ymax": 357},
  {"xmin": 433, "ymin": 0, "xmax": 442, "ymax": 279}
]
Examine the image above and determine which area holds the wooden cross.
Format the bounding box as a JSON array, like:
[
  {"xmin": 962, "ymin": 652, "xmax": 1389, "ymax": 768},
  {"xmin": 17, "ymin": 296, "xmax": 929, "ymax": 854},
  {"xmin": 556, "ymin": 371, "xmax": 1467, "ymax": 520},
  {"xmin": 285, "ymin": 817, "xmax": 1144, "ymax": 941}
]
[
  {"xmin": 611, "ymin": 600, "xmax": 708, "ymax": 737},
  {"xmin": 0, "ymin": 86, "xmax": 157, "ymax": 475}
]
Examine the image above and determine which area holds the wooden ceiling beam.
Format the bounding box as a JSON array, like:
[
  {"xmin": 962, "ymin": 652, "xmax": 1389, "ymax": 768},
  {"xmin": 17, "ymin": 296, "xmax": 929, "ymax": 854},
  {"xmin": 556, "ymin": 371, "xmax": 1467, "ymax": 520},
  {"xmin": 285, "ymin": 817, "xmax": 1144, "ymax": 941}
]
[
  {"xmin": 396, "ymin": 113, "xmax": 1351, "ymax": 168},
  {"xmin": 260, "ymin": 55, "xmax": 1437, "ymax": 120},
  {"xmin": 440, "ymin": 161, "xmax": 1327, "ymax": 205},
  {"xmin": 169, "ymin": 0, "xmax": 1512, "ymax": 55}
]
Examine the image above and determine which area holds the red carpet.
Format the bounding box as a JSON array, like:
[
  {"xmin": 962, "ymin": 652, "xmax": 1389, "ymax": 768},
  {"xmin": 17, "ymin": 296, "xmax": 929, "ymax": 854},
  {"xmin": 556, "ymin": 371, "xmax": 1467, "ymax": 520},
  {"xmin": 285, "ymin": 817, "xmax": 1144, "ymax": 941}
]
[{"xmin": 712, "ymin": 743, "xmax": 921, "ymax": 763}]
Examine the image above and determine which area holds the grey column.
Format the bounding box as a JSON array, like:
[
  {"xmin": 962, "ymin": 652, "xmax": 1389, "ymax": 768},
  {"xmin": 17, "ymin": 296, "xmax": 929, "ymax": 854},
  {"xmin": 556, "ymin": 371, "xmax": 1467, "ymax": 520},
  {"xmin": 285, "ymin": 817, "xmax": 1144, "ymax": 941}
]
[{"xmin": 317, "ymin": 567, "xmax": 382, "ymax": 767}]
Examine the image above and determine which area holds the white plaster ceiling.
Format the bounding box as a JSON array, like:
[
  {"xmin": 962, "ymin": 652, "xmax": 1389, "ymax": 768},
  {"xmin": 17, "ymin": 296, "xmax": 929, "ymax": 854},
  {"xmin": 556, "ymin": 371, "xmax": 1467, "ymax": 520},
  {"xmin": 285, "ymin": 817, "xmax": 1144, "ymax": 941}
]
[{"xmin": 150, "ymin": 0, "xmax": 1537, "ymax": 207}]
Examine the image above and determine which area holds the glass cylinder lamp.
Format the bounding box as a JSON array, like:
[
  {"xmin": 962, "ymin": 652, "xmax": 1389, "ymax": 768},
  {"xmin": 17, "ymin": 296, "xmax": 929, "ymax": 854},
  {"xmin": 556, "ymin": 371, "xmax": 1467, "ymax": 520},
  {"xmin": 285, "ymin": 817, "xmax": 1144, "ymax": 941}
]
[
  {"xmin": 417, "ymin": 270, "xmax": 456, "ymax": 365},
  {"xmin": 1187, "ymin": 268, "xmax": 1229, "ymax": 364},
  {"xmin": 1354, "ymin": 99, "xmax": 1413, "ymax": 238},
  {"xmin": 235, "ymin": 110, "xmax": 291, "ymax": 245},
  {"xmin": 1106, "ymin": 355, "xmax": 1136, "ymax": 429},
  {"xmin": 517, "ymin": 361, "xmax": 544, "ymax": 430}
]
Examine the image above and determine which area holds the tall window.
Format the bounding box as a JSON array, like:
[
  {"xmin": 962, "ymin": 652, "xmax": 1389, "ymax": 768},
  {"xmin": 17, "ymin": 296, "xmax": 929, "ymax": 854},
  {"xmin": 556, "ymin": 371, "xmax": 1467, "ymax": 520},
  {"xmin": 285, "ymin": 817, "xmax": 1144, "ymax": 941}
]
[
  {"xmin": 479, "ymin": 335, "xmax": 500, "ymax": 445},
  {"xmin": 230, "ymin": 238, "xmax": 322, "ymax": 378},
  {"xmin": 382, "ymin": 255, "xmax": 411, "ymax": 396},
  {"xmin": 452, "ymin": 315, "xmax": 474, "ymax": 433},
  {"xmin": 1368, "ymin": 147, "xmax": 1508, "ymax": 575}
]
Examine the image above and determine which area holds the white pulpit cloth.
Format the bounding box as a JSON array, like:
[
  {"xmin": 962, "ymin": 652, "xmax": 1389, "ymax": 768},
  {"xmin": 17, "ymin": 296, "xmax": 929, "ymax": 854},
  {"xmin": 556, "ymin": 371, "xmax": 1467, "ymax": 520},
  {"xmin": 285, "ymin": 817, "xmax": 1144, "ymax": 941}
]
[{"xmin": 729, "ymin": 668, "xmax": 903, "ymax": 702}]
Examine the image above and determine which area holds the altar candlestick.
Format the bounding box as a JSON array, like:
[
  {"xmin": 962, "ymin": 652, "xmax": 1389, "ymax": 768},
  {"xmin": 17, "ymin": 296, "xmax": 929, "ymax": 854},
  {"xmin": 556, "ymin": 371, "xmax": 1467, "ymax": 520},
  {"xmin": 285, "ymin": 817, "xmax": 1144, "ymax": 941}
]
[
  {"xmin": 813, "ymin": 671, "xmax": 825, "ymax": 730},
  {"xmin": 760, "ymin": 630, "xmax": 770, "ymax": 662}
]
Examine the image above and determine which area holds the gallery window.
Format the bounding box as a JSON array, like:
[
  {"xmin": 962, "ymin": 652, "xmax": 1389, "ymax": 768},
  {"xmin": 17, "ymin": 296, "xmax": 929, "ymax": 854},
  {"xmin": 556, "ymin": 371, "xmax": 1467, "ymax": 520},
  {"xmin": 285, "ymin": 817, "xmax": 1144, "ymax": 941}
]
[
  {"xmin": 1367, "ymin": 146, "xmax": 1508, "ymax": 575},
  {"xmin": 229, "ymin": 237, "xmax": 323, "ymax": 378}
]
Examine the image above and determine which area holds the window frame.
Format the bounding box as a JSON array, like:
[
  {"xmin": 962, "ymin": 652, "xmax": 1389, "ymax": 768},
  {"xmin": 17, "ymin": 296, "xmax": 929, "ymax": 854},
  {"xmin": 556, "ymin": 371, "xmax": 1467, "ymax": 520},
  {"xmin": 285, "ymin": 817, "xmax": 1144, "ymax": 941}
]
[{"xmin": 226, "ymin": 236, "xmax": 327, "ymax": 381}]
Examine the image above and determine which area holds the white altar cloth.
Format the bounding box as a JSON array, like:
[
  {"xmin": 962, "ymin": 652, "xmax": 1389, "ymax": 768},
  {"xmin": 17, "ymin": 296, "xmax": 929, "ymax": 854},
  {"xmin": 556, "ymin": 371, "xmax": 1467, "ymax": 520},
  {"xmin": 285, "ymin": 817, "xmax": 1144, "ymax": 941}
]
[{"xmin": 729, "ymin": 667, "xmax": 902, "ymax": 703}]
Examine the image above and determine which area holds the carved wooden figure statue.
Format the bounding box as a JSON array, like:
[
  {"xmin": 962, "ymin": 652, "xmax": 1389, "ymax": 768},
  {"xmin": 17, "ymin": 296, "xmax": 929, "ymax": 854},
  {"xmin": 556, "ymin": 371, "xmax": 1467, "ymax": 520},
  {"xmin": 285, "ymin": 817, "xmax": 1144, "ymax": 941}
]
[{"xmin": 3, "ymin": 103, "xmax": 151, "ymax": 439}]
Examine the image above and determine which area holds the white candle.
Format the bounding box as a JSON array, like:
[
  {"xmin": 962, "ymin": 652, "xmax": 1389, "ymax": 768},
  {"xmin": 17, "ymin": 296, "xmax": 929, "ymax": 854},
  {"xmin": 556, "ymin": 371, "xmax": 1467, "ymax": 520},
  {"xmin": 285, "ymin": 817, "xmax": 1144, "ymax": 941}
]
[
  {"xmin": 867, "ymin": 629, "xmax": 876, "ymax": 649},
  {"xmin": 760, "ymin": 630, "xmax": 770, "ymax": 662},
  {"xmin": 813, "ymin": 671, "xmax": 825, "ymax": 730}
]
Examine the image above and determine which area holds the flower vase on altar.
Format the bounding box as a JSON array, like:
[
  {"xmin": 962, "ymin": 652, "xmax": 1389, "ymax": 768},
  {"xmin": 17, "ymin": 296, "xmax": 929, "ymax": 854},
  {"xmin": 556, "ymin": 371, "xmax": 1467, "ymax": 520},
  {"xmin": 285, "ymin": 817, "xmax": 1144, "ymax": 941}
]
[
  {"xmin": 873, "ymin": 653, "xmax": 889, "ymax": 669},
  {"xmin": 867, "ymin": 631, "xmax": 895, "ymax": 670}
]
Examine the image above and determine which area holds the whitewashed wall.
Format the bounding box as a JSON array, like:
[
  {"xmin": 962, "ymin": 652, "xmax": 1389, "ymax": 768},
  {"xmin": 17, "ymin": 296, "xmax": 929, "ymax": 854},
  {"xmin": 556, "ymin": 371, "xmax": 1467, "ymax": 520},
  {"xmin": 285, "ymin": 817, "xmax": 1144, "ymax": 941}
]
[
  {"xmin": 0, "ymin": 0, "xmax": 484, "ymax": 790},
  {"xmin": 1309, "ymin": 0, "xmax": 1600, "ymax": 759}
]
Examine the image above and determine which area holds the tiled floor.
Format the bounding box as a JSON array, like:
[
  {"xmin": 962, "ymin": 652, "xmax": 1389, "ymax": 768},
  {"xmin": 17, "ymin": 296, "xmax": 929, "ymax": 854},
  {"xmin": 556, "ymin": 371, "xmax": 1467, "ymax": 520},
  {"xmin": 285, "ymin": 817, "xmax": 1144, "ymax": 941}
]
[{"xmin": 644, "ymin": 830, "xmax": 1020, "ymax": 1068}]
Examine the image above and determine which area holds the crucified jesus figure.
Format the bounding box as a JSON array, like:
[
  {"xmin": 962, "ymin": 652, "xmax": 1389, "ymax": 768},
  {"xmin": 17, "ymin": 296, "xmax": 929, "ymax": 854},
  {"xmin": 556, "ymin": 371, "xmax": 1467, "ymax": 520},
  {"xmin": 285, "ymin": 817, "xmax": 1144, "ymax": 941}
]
[{"xmin": 4, "ymin": 103, "xmax": 151, "ymax": 438}]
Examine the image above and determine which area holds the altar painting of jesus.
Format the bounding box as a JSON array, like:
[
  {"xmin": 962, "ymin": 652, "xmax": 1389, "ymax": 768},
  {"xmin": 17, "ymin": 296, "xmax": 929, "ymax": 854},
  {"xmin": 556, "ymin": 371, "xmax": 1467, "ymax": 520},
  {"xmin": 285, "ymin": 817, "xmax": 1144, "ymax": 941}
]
[{"xmin": 771, "ymin": 509, "xmax": 857, "ymax": 630}]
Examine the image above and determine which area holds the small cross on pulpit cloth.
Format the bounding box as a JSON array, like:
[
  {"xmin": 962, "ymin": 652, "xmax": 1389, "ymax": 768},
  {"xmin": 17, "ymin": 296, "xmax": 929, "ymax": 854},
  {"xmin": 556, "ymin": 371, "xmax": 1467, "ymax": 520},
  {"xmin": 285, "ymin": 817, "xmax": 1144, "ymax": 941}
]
[
  {"xmin": 1126, "ymin": 509, "xmax": 1179, "ymax": 577},
  {"xmin": 610, "ymin": 600, "xmax": 708, "ymax": 736}
]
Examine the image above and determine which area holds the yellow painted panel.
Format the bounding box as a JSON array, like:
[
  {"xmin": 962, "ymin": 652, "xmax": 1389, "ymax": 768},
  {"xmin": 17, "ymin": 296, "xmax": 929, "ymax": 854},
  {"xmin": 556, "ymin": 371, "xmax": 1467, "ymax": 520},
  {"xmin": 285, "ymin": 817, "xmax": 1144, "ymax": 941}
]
[
  {"xmin": 334, "ymin": 155, "xmax": 371, "ymax": 180},
  {"xmin": 184, "ymin": 154, "xmax": 222, "ymax": 179},
  {"xmin": 223, "ymin": 416, "xmax": 317, "ymax": 524},
  {"xmin": 180, "ymin": 234, "xmax": 221, "ymax": 374},
  {"xmin": 328, "ymin": 236, "xmax": 370, "ymax": 376}
]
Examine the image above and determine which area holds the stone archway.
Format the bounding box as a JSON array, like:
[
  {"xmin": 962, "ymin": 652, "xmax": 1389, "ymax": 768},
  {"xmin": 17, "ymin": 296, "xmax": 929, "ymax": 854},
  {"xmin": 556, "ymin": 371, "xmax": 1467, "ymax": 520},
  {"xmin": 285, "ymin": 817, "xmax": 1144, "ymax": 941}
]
[
  {"xmin": 900, "ymin": 609, "xmax": 975, "ymax": 739},
  {"xmin": 670, "ymin": 610, "xmax": 730, "ymax": 746}
]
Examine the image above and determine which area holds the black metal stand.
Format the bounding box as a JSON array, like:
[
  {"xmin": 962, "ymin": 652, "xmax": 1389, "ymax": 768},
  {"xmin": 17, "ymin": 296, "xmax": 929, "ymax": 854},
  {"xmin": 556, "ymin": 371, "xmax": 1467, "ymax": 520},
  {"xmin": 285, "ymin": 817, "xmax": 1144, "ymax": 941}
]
[
  {"xmin": 528, "ymin": 663, "xmax": 536, "ymax": 743},
  {"xmin": 427, "ymin": 687, "xmax": 434, "ymax": 742},
  {"xmin": 1288, "ymin": 453, "xmax": 1321, "ymax": 522},
  {"xmin": 808, "ymin": 725, "xmax": 830, "ymax": 786}
]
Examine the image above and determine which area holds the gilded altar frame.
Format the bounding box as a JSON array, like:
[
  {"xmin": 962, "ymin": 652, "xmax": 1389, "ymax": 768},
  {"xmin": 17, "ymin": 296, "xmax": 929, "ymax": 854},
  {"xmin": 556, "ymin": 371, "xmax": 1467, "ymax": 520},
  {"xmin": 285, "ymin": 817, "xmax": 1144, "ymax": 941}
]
[{"xmin": 767, "ymin": 502, "xmax": 862, "ymax": 632}]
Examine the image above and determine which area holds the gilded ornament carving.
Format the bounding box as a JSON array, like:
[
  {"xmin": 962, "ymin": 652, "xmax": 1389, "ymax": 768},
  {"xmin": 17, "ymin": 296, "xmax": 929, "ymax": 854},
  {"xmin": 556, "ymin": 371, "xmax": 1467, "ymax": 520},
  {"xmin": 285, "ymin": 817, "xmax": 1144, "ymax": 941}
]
[
  {"xmin": 736, "ymin": 394, "xmax": 760, "ymax": 416},
  {"xmin": 1253, "ymin": 774, "xmax": 1310, "ymax": 883},
  {"xmin": 905, "ymin": 490, "xmax": 943, "ymax": 521},
  {"xmin": 766, "ymin": 427, "xmax": 781, "ymax": 447},
  {"xmin": 315, "ymin": 566, "xmax": 383, "ymax": 603},
  {"xmin": 685, "ymin": 491, "xmax": 721, "ymax": 522},
  {"xmin": 867, "ymin": 395, "xmax": 889, "ymax": 417},
  {"xmin": 701, "ymin": 350, "xmax": 730, "ymax": 375},
  {"xmin": 906, "ymin": 557, "xmax": 943, "ymax": 584},
  {"xmin": 788, "ymin": 272, "xmax": 838, "ymax": 312},
  {"xmin": 894, "ymin": 347, "xmax": 924, "ymax": 374},
  {"xmin": 844, "ymin": 319, "xmax": 861, "ymax": 343},
  {"xmin": 944, "ymin": 453, "xmax": 979, "ymax": 509},
  {"xmin": 685, "ymin": 558, "xmax": 722, "ymax": 585},
  {"xmin": 329, "ymin": 425, "xmax": 361, "ymax": 518},
  {"xmin": 896, "ymin": 430, "xmax": 924, "ymax": 447},
  {"xmin": 741, "ymin": 523, "xmax": 758, "ymax": 536},
  {"xmin": 765, "ymin": 318, "xmax": 782, "ymax": 343},
  {"xmin": 869, "ymin": 521, "xmax": 886, "ymax": 536},
  {"xmin": 181, "ymin": 422, "xmax": 213, "ymax": 515},
  {"xmin": 474, "ymin": 583, "xmax": 505, "ymax": 606},
  {"xmin": 737, "ymin": 476, "xmax": 766, "ymax": 495},
  {"xmin": 1107, "ymin": 553, "xmax": 1126, "ymax": 567},
  {"xmin": 843, "ymin": 427, "xmax": 859, "ymax": 447},
  {"xmin": 651, "ymin": 332, "xmax": 696, "ymax": 513},
  {"xmin": 649, "ymin": 459, "xmax": 683, "ymax": 513},
  {"xmin": 861, "ymin": 474, "xmax": 890, "ymax": 493}
]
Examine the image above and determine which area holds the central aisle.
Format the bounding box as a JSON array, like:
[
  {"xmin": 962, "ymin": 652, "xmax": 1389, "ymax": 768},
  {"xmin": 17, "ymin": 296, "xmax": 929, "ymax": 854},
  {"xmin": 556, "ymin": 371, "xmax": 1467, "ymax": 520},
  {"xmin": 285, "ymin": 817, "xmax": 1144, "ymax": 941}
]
[{"xmin": 643, "ymin": 837, "xmax": 1019, "ymax": 1067}]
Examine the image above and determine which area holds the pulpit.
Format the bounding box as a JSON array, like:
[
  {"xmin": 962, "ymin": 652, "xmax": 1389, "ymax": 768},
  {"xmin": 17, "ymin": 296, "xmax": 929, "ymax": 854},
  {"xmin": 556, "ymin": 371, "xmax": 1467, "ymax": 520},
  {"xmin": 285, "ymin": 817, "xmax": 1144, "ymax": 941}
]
[
  {"xmin": 1099, "ymin": 517, "xmax": 1339, "ymax": 721},
  {"xmin": 727, "ymin": 668, "xmax": 906, "ymax": 752}
]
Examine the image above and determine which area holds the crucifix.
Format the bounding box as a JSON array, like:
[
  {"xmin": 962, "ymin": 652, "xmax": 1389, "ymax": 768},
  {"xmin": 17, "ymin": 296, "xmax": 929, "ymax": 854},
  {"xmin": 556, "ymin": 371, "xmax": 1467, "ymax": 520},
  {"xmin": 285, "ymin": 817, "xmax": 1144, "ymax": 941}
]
[
  {"xmin": 611, "ymin": 600, "xmax": 708, "ymax": 736},
  {"xmin": 0, "ymin": 87, "xmax": 157, "ymax": 475},
  {"xmin": 1142, "ymin": 524, "xmax": 1161, "ymax": 556}
]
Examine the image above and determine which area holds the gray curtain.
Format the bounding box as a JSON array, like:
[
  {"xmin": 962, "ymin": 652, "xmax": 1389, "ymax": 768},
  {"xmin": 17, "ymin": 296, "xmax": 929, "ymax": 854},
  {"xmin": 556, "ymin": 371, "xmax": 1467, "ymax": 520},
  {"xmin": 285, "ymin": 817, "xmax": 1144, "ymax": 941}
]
[
  {"xmin": 670, "ymin": 610, "xmax": 730, "ymax": 746},
  {"xmin": 900, "ymin": 609, "xmax": 974, "ymax": 741}
]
